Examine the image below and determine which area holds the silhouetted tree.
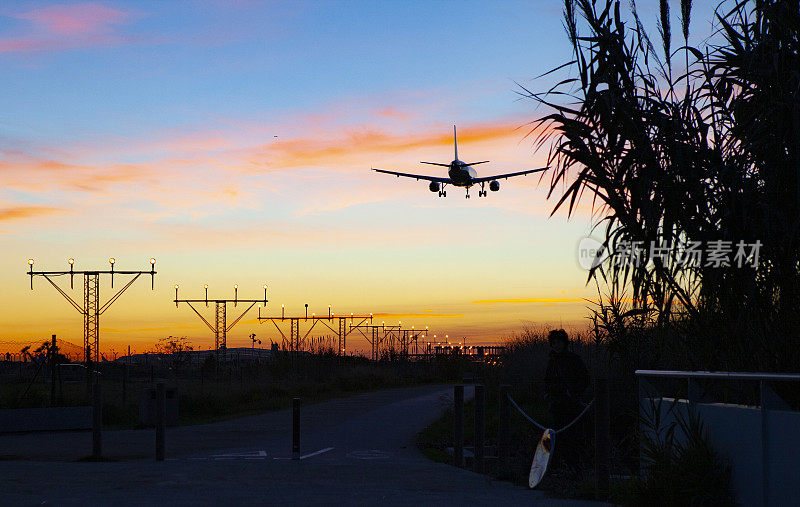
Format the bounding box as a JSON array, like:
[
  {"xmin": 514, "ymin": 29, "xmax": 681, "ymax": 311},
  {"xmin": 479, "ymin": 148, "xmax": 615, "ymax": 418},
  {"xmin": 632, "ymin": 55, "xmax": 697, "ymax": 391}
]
[{"xmin": 525, "ymin": 0, "xmax": 800, "ymax": 371}]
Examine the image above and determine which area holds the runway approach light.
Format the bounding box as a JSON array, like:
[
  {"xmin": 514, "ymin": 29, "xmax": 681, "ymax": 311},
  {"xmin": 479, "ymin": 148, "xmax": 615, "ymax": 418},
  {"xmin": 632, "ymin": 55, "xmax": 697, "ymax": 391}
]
[{"xmin": 68, "ymin": 258, "xmax": 74, "ymax": 265}]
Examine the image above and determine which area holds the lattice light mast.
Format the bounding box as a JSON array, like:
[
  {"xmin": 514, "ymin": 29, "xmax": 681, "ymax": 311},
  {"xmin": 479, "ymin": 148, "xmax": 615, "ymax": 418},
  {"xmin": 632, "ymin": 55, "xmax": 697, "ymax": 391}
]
[
  {"xmin": 27, "ymin": 257, "xmax": 157, "ymax": 363},
  {"xmin": 350, "ymin": 321, "xmax": 429, "ymax": 360},
  {"xmin": 257, "ymin": 305, "xmax": 373, "ymax": 354},
  {"xmin": 174, "ymin": 283, "xmax": 268, "ymax": 359}
]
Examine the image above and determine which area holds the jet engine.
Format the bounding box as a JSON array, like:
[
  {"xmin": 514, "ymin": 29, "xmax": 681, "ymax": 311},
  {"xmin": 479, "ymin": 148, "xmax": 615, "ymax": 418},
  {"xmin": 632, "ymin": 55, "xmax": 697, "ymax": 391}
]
[
  {"xmin": 429, "ymin": 182, "xmax": 440, "ymax": 192},
  {"xmin": 489, "ymin": 180, "xmax": 500, "ymax": 192}
]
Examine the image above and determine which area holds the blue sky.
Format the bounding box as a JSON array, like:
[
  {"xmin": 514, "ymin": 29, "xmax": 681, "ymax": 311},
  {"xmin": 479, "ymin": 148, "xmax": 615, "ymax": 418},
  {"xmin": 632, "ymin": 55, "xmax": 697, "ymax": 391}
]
[{"xmin": 0, "ymin": 0, "xmax": 722, "ymax": 353}]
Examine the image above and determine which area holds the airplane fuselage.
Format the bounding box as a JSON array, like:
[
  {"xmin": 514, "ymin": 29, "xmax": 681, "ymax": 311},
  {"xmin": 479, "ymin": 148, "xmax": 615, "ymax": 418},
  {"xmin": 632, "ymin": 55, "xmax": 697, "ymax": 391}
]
[
  {"xmin": 372, "ymin": 125, "xmax": 546, "ymax": 198},
  {"xmin": 448, "ymin": 160, "xmax": 477, "ymax": 187}
]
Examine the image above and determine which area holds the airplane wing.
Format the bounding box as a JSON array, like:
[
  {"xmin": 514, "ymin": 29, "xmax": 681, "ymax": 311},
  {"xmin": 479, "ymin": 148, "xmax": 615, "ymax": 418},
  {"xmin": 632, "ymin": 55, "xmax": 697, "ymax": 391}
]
[
  {"xmin": 471, "ymin": 167, "xmax": 548, "ymax": 183},
  {"xmin": 372, "ymin": 168, "xmax": 452, "ymax": 183}
]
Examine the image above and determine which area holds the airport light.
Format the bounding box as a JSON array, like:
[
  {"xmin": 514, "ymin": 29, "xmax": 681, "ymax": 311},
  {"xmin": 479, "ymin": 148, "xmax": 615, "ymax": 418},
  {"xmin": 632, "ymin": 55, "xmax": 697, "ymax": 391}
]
[
  {"xmin": 27, "ymin": 258, "xmax": 34, "ymax": 289},
  {"xmin": 329, "ymin": 304, "xmax": 331, "ymax": 318},
  {"xmin": 28, "ymin": 258, "xmax": 157, "ymax": 362}
]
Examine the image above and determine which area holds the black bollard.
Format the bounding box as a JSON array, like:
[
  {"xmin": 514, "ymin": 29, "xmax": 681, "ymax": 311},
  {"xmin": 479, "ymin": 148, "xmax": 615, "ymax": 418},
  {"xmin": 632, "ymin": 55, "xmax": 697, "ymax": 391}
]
[
  {"xmin": 292, "ymin": 397, "xmax": 300, "ymax": 460},
  {"xmin": 92, "ymin": 380, "xmax": 102, "ymax": 460},
  {"xmin": 474, "ymin": 384, "xmax": 485, "ymax": 474},
  {"xmin": 453, "ymin": 385, "xmax": 464, "ymax": 468},
  {"xmin": 156, "ymin": 382, "xmax": 166, "ymax": 461},
  {"xmin": 50, "ymin": 335, "xmax": 57, "ymax": 406}
]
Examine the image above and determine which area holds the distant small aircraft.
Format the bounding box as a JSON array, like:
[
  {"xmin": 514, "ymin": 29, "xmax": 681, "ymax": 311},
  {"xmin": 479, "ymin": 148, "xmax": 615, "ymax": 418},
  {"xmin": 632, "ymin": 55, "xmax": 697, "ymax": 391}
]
[{"xmin": 372, "ymin": 126, "xmax": 547, "ymax": 198}]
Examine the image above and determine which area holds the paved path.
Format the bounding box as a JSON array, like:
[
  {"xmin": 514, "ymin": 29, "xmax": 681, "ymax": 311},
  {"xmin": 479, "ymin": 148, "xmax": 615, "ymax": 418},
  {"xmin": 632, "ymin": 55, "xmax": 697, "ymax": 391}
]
[{"xmin": 0, "ymin": 385, "xmax": 603, "ymax": 505}]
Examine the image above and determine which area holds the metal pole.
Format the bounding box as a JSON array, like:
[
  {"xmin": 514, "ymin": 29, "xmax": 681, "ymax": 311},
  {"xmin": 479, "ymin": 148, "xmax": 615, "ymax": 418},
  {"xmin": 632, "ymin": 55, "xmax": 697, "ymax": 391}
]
[
  {"xmin": 760, "ymin": 381, "xmax": 770, "ymax": 507},
  {"xmin": 156, "ymin": 382, "xmax": 166, "ymax": 461},
  {"xmin": 474, "ymin": 384, "xmax": 485, "ymax": 474},
  {"xmin": 453, "ymin": 385, "xmax": 464, "ymax": 468},
  {"xmin": 292, "ymin": 397, "xmax": 300, "ymax": 460},
  {"xmin": 594, "ymin": 377, "xmax": 610, "ymax": 501},
  {"xmin": 92, "ymin": 380, "xmax": 102, "ymax": 459},
  {"xmin": 50, "ymin": 334, "xmax": 57, "ymax": 406},
  {"xmin": 86, "ymin": 344, "xmax": 92, "ymax": 397},
  {"xmin": 498, "ymin": 384, "xmax": 510, "ymax": 473}
]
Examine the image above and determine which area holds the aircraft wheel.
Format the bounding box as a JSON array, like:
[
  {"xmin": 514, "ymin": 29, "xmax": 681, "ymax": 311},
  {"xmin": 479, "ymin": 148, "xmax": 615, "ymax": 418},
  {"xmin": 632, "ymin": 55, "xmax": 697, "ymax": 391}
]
[{"xmin": 443, "ymin": 191, "xmax": 446, "ymax": 197}]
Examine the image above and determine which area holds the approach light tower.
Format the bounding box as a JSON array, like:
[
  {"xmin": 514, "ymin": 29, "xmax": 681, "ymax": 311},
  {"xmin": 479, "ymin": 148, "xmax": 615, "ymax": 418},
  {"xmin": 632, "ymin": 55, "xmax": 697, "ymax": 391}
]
[
  {"xmin": 27, "ymin": 257, "xmax": 156, "ymax": 363},
  {"xmin": 174, "ymin": 283, "xmax": 267, "ymax": 360},
  {"xmin": 257, "ymin": 305, "xmax": 373, "ymax": 354}
]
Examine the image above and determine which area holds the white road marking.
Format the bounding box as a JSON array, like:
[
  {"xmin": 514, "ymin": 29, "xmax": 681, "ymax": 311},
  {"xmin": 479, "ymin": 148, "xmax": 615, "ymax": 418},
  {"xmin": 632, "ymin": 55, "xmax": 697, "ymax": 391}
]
[
  {"xmin": 300, "ymin": 447, "xmax": 335, "ymax": 460},
  {"xmin": 273, "ymin": 447, "xmax": 335, "ymax": 460}
]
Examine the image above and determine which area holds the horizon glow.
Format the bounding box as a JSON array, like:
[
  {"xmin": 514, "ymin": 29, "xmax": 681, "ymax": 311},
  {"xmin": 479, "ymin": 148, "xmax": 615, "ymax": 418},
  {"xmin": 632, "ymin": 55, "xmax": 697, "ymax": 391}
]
[{"xmin": 2, "ymin": 0, "xmax": 703, "ymax": 355}]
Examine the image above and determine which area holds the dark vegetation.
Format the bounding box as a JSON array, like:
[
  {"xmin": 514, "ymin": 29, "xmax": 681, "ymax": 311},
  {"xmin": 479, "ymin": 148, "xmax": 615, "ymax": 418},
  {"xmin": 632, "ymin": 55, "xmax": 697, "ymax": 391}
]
[
  {"xmin": 424, "ymin": 0, "xmax": 799, "ymax": 503},
  {"xmin": 0, "ymin": 349, "xmax": 471, "ymax": 428},
  {"xmin": 524, "ymin": 0, "xmax": 800, "ymax": 374}
]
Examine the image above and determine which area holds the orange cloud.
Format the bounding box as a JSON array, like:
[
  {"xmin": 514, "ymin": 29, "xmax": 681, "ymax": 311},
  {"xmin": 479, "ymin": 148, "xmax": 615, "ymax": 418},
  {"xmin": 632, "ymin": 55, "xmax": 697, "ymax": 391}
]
[
  {"xmin": 255, "ymin": 119, "xmax": 542, "ymax": 171},
  {"xmin": 0, "ymin": 205, "xmax": 63, "ymax": 222},
  {"xmin": 370, "ymin": 312, "xmax": 464, "ymax": 319},
  {"xmin": 472, "ymin": 298, "xmax": 586, "ymax": 304}
]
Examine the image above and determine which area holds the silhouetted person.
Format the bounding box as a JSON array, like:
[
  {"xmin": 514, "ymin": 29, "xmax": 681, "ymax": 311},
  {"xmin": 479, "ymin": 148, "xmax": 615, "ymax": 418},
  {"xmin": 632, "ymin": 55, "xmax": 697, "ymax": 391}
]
[{"xmin": 544, "ymin": 329, "xmax": 589, "ymax": 469}]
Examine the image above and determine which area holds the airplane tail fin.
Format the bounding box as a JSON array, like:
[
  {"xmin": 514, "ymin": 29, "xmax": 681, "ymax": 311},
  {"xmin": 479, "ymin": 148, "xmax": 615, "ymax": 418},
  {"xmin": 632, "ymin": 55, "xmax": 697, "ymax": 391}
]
[{"xmin": 453, "ymin": 125, "xmax": 458, "ymax": 161}]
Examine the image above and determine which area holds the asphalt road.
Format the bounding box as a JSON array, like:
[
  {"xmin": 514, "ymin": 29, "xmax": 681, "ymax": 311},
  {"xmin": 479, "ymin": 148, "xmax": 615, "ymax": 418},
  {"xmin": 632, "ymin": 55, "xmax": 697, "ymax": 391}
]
[{"xmin": 0, "ymin": 385, "xmax": 604, "ymax": 506}]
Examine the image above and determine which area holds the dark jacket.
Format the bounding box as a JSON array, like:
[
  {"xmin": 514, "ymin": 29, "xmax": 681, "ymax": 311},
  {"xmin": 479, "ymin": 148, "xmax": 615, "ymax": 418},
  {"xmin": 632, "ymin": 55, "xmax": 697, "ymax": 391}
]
[{"xmin": 544, "ymin": 349, "xmax": 589, "ymax": 414}]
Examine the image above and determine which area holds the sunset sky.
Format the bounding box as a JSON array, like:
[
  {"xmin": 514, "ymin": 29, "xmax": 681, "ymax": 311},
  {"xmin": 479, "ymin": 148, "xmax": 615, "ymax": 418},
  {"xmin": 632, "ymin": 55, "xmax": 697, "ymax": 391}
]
[{"xmin": 0, "ymin": 1, "xmax": 716, "ymax": 355}]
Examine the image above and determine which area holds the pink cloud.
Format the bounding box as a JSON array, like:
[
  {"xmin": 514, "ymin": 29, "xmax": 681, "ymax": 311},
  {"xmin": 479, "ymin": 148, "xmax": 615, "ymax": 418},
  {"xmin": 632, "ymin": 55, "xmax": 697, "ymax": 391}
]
[
  {"xmin": 0, "ymin": 2, "xmax": 139, "ymax": 53},
  {"xmin": 374, "ymin": 107, "xmax": 413, "ymax": 122},
  {"xmin": 17, "ymin": 3, "xmax": 130, "ymax": 35}
]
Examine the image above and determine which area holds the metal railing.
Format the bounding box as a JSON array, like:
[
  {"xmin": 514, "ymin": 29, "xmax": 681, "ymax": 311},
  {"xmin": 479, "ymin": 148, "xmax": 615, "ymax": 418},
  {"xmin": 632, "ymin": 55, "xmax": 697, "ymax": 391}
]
[{"xmin": 635, "ymin": 370, "xmax": 800, "ymax": 507}]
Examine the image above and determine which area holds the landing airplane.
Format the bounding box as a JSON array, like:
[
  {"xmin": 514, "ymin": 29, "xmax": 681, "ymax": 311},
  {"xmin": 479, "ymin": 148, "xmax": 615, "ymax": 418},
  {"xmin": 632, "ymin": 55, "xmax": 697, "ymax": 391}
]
[{"xmin": 372, "ymin": 126, "xmax": 547, "ymax": 198}]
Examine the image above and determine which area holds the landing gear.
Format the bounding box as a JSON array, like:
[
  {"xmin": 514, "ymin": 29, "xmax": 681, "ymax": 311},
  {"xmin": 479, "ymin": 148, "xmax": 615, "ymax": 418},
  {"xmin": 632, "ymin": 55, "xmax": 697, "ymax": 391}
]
[
  {"xmin": 438, "ymin": 190, "xmax": 447, "ymax": 197},
  {"xmin": 465, "ymin": 188, "xmax": 471, "ymax": 199},
  {"xmin": 478, "ymin": 183, "xmax": 487, "ymax": 197}
]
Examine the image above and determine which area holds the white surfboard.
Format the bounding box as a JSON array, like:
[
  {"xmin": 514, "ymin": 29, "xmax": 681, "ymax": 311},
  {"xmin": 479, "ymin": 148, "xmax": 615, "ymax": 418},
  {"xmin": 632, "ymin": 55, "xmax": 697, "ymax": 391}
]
[{"xmin": 528, "ymin": 428, "xmax": 555, "ymax": 489}]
